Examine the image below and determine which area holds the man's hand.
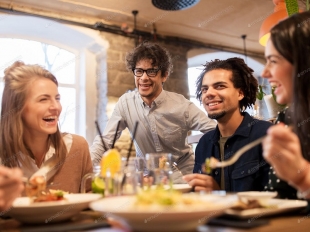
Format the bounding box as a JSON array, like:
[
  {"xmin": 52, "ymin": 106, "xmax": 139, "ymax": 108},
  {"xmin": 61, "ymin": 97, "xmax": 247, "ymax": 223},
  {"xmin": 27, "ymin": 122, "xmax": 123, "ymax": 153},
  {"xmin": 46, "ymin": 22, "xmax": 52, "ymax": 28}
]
[{"xmin": 183, "ymin": 173, "xmax": 220, "ymax": 192}]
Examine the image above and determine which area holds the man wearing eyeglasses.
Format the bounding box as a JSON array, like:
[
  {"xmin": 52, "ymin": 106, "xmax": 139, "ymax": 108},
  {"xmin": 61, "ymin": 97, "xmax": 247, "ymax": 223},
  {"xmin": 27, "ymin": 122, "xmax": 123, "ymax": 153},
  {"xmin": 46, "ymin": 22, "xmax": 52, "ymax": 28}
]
[{"xmin": 90, "ymin": 42, "xmax": 216, "ymax": 183}]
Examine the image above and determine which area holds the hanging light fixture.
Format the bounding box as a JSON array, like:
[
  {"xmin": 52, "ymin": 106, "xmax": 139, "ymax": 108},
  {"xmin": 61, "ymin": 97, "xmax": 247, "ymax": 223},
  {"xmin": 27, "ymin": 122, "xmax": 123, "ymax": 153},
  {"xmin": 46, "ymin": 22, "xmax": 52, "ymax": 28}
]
[
  {"xmin": 241, "ymin": 35, "xmax": 247, "ymax": 64},
  {"xmin": 259, "ymin": 0, "xmax": 288, "ymax": 46},
  {"xmin": 152, "ymin": 0, "xmax": 200, "ymax": 11}
]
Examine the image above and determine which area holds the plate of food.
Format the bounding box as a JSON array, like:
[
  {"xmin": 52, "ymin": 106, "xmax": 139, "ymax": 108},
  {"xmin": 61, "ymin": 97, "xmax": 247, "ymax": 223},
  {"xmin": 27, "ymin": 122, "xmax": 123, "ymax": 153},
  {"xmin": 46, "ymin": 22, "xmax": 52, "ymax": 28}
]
[
  {"xmin": 225, "ymin": 197, "xmax": 308, "ymax": 219},
  {"xmin": 90, "ymin": 189, "xmax": 236, "ymax": 231},
  {"xmin": 237, "ymin": 191, "xmax": 277, "ymax": 203},
  {"xmin": 8, "ymin": 193, "xmax": 102, "ymax": 224}
]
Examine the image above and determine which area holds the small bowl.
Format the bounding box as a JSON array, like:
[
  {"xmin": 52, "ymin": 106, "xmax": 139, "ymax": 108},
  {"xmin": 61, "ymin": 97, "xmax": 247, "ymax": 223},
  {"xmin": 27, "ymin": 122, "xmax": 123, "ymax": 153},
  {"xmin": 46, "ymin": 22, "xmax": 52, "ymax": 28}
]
[{"xmin": 237, "ymin": 191, "xmax": 277, "ymax": 206}]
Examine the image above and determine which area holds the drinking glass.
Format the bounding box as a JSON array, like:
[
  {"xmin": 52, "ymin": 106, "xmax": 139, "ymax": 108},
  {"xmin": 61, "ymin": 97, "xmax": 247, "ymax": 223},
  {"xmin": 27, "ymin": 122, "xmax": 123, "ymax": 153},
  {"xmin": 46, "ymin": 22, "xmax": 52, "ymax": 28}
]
[
  {"xmin": 81, "ymin": 165, "xmax": 118, "ymax": 196},
  {"xmin": 145, "ymin": 153, "xmax": 173, "ymax": 187}
]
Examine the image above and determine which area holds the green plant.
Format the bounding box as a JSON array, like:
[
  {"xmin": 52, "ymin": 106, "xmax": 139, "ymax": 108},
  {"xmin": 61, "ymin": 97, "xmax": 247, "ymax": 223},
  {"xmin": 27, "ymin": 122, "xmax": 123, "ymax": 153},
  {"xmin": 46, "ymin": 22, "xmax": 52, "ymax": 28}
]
[
  {"xmin": 285, "ymin": 0, "xmax": 299, "ymax": 16},
  {"xmin": 256, "ymin": 85, "xmax": 265, "ymax": 100},
  {"xmin": 285, "ymin": 0, "xmax": 310, "ymax": 14}
]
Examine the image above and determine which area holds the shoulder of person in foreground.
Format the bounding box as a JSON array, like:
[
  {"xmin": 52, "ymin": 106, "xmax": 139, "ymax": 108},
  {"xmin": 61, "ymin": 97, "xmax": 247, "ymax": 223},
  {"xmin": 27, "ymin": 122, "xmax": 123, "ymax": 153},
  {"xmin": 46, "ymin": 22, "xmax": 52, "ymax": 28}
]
[
  {"xmin": 118, "ymin": 89, "xmax": 138, "ymax": 102},
  {"xmin": 164, "ymin": 90, "xmax": 216, "ymax": 128},
  {"xmin": 164, "ymin": 90, "xmax": 200, "ymax": 107}
]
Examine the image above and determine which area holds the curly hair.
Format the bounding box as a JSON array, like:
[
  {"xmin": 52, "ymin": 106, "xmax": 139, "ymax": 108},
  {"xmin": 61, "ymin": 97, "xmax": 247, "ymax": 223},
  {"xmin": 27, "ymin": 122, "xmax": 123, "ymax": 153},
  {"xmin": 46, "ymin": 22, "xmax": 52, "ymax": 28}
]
[
  {"xmin": 125, "ymin": 41, "xmax": 173, "ymax": 77},
  {"xmin": 195, "ymin": 57, "xmax": 258, "ymax": 111}
]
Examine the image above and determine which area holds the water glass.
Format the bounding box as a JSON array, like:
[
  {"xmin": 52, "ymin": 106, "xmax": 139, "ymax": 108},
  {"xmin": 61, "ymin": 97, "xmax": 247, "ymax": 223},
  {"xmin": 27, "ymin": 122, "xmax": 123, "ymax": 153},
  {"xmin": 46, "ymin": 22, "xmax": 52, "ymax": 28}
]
[
  {"xmin": 145, "ymin": 153, "xmax": 173, "ymax": 186},
  {"xmin": 111, "ymin": 157, "xmax": 144, "ymax": 195},
  {"xmin": 81, "ymin": 165, "xmax": 118, "ymax": 196}
]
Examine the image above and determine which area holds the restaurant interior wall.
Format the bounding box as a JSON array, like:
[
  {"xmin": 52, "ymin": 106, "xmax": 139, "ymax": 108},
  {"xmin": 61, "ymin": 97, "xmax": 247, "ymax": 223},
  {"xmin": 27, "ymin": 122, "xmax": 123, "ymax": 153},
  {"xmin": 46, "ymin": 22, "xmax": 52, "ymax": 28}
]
[
  {"xmin": 0, "ymin": 10, "xmax": 272, "ymax": 156},
  {"xmin": 0, "ymin": 12, "xmax": 192, "ymax": 156}
]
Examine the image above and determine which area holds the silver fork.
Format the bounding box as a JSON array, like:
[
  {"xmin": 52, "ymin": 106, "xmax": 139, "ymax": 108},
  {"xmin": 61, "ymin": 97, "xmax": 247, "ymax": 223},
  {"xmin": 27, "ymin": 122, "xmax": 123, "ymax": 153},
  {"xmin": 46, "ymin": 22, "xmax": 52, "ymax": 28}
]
[
  {"xmin": 207, "ymin": 136, "xmax": 266, "ymax": 170},
  {"xmin": 206, "ymin": 114, "xmax": 288, "ymax": 171},
  {"xmin": 172, "ymin": 162, "xmax": 183, "ymax": 175}
]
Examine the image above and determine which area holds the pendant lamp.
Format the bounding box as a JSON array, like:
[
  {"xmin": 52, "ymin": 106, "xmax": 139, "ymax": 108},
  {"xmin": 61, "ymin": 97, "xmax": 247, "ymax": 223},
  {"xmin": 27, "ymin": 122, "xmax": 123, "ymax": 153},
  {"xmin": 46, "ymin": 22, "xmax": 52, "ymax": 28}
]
[{"xmin": 259, "ymin": 0, "xmax": 288, "ymax": 46}]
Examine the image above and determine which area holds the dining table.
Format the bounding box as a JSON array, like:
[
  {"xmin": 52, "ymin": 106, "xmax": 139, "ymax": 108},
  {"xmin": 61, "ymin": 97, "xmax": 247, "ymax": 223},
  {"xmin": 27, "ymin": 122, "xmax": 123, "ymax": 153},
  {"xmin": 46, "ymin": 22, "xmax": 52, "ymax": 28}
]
[{"xmin": 1, "ymin": 208, "xmax": 310, "ymax": 232}]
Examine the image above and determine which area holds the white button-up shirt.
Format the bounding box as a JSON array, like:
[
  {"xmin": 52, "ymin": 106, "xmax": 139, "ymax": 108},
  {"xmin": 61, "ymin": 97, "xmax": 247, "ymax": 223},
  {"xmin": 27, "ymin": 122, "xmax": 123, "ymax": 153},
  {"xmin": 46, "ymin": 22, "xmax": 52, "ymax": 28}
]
[{"xmin": 90, "ymin": 89, "xmax": 216, "ymax": 183}]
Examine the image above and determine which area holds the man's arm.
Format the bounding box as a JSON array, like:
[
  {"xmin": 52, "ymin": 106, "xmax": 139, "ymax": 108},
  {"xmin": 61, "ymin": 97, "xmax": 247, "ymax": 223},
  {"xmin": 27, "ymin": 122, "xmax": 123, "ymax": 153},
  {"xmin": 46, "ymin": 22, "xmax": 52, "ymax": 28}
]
[
  {"xmin": 90, "ymin": 102, "xmax": 125, "ymax": 165},
  {"xmin": 187, "ymin": 103, "xmax": 216, "ymax": 133}
]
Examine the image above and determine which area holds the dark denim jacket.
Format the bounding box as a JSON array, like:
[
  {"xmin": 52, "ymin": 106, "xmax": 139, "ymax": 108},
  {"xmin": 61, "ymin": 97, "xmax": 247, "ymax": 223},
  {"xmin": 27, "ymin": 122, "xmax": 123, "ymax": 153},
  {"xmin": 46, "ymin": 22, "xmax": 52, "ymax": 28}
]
[{"xmin": 194, "ymin": 112, "xmax": 272, "ymax": 192}]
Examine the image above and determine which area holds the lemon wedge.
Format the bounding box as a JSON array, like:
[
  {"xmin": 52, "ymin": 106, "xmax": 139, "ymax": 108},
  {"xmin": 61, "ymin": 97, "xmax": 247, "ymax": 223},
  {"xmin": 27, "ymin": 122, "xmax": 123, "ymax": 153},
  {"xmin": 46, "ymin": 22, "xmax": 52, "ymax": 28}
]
[
  {"xmin": 100, "ymin": 148, "xmax": 121, "ymax": 178},
  {"xmin": 92, "ymin": 177, "xmax": 105, "ymax": 194}
]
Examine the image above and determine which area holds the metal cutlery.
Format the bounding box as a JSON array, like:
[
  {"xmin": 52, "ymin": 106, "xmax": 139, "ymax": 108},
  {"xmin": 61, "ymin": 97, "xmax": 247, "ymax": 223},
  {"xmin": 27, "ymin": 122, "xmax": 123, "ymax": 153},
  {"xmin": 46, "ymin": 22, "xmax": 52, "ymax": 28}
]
[{"xmin": 205, "ymin": 136, "xmax": 266, "ymax": 173}]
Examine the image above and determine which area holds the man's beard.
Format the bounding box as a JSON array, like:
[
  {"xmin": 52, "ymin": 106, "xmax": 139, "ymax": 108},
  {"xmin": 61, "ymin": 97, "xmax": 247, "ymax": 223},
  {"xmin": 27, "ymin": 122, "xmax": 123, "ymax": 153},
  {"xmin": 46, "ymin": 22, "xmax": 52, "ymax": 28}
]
[{"xmin": 208, "ymin": 111, "xmax": 226, "ymax": 120}]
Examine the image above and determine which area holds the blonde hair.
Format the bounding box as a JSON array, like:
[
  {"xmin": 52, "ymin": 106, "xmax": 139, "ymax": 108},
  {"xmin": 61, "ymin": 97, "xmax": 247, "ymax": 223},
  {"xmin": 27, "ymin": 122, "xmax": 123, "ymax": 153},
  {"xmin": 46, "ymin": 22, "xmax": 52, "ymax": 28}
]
[{"xmin": 0, "ymin": 61, "xmax": 67, "ymax": 167}]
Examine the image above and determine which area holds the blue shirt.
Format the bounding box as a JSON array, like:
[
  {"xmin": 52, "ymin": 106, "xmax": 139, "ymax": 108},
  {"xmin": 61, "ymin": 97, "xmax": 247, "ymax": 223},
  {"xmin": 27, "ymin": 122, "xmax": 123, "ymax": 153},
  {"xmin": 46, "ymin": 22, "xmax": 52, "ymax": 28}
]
[{"xmin": 194, "ymin": 112, "xmax": 271, "ymax": 192}]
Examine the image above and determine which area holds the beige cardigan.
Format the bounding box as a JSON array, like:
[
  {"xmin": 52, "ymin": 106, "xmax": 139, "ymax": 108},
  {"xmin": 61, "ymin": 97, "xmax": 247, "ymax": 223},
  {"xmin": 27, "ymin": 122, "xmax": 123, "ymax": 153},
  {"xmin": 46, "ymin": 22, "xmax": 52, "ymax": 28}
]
[{"xmin": 45, "ymin": 134, "xmax": 93, "ymax": 193}]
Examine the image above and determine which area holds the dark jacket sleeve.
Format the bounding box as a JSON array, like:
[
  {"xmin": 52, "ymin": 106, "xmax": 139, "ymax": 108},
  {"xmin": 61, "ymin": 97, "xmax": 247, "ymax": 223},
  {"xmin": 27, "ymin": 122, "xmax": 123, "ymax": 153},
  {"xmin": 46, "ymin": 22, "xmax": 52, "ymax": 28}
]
[{"xmin": 193, "ymin": 133, "xmax": 210, "ymax": 173}]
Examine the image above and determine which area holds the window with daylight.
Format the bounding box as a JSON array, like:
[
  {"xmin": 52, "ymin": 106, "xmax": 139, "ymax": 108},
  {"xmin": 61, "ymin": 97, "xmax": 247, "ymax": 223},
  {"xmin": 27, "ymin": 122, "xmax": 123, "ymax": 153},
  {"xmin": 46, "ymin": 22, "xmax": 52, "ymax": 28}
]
[
  {"xmin": 0, "ymin": 38, "xmax": 78, "ymax": 134},
  {"xmin": 188, "ymin": 66, "xmax": 206, "ymax": 113},
  {"xmin": 187, "ymin": 66, "xmax": 206, "ymax": 149}
]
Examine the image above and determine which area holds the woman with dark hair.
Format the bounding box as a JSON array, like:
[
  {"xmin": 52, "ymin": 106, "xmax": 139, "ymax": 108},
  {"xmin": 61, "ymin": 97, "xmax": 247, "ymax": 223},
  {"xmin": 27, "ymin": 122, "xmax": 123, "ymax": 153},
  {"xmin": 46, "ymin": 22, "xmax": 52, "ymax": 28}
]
[
  {"xmin": 261, "ymin": 11, "xmax": 310, "ymax": 199},
  {"xmin": 0, "ymin": 61, "xmax": 92, "ymax": 193}
]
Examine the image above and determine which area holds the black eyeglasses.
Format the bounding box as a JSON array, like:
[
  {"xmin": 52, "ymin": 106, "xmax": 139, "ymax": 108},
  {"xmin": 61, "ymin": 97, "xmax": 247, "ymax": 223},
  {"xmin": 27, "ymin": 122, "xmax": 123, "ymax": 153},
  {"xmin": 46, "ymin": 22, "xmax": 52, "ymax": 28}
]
[{"xmin": 132, "ymin": 68, "xmax": 160, "ymax": 77}]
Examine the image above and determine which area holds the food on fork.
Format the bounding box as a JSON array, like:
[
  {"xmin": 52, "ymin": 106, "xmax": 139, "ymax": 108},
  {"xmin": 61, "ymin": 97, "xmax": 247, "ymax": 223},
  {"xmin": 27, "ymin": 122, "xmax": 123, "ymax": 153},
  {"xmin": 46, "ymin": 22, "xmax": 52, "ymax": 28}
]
[
  {"xmin": 205, "ymin": 157, "xmax": 219, "ymax": 174},
  {"xmin": 25, "ymin": 176, "xmax": 46, "ymax": 198},
  {"xmin": 25, "ymin": 176, "xmax": 67, "ymax": 202}
]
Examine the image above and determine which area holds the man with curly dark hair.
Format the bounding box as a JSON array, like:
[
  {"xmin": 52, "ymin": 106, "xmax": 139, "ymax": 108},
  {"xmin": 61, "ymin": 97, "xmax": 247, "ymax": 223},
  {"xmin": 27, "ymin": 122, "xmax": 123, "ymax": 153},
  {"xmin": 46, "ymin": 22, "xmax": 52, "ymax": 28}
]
[
  {"xmin": 91, "ymin": 42, "xmax": 216, "ymax": 183},
  {"xmin": 183, "ymin": 57, "xmax": 271, "ymax": 192}
]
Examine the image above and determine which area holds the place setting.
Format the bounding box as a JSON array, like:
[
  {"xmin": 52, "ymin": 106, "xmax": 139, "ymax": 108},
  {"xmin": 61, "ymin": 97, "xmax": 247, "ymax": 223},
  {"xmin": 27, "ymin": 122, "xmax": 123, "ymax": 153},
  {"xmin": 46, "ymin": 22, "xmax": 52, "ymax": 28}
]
[
  {"xmin": 1, "ymin": 123, "xmax": 308, "ymax": 232},
  {"xmin": 2, "ymin": 151, "xmax": 309, "ymax": 232}
]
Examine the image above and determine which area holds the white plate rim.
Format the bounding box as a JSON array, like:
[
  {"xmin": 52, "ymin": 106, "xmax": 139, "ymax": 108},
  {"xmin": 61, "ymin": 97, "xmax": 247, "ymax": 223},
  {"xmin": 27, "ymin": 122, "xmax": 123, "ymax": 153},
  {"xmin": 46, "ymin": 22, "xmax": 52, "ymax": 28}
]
[
  {"xmin": 90, "ymin": 194, "xmax": 236, "ymax": 215},
  {"xmin": 11, "ymin": 193, "xmax": 102, "ymax": 208}
]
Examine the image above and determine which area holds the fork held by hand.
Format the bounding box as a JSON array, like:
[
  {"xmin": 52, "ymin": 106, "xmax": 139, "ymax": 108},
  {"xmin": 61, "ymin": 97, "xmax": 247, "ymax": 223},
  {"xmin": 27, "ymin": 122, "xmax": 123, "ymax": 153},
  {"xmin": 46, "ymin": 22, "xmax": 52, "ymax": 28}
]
[
  {"xmin": 206, "ymin": 136, "xmax": 266, "ymax": 173},
  {"xmin": 205, "ymin": 110, "xmax": 289, "ymax": 174}
]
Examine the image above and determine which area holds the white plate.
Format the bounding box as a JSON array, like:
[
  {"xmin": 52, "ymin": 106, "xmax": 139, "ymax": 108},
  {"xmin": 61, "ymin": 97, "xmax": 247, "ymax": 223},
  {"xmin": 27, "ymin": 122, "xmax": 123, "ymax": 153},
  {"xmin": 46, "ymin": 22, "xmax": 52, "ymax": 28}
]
[
  {"xmin": 90, "ymin": 194, "xmax": 236, "ymax": 231},
  {"xmin": 171, "ymin": 184, "xmax": 192, "ymax": 193},
  {"xmin": 225, "ymin": 198, "xmax": 308, "ymax": 219},
  {"xmin": 237, "ymin": 191, "xmax": 277, "ymax": 205},
  {"xmin": 8, "ymin": 193, "xmax": 102, "ymax": 224},
  {"xmin": 150, "ymin": 184, "xmax": 192, "ymax": 193}
]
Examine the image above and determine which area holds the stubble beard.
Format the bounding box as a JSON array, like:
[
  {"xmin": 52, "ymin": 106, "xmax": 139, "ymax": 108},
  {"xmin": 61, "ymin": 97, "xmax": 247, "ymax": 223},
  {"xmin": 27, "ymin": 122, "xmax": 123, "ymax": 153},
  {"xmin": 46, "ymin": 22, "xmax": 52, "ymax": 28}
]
[{"xmin": 208, "ymin": 111, "xmax": 226, "ymax": 120}]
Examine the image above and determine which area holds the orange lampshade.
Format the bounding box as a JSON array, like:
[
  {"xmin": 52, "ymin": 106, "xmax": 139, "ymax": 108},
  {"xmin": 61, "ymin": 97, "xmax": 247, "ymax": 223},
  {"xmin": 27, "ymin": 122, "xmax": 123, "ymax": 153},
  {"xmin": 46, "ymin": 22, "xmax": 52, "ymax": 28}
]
[{"xmin": 259, "ymin": 0, "xmax": 288, "ymax": 46}]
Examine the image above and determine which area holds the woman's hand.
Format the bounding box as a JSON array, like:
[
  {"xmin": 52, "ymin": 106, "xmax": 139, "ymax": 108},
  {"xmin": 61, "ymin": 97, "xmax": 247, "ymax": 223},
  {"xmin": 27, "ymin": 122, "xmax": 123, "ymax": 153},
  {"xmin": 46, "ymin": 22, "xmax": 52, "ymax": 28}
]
[
  {"xmin": 0, "ymin": 167, "xmax": 24, "ymax": 212},
  {"xmin": 262, "ymin": 123, "xmax": 310, "ymax": 189},
  {"xmin": 183, "ymin": 173, "xmax": 220, "ymax": 192}
]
